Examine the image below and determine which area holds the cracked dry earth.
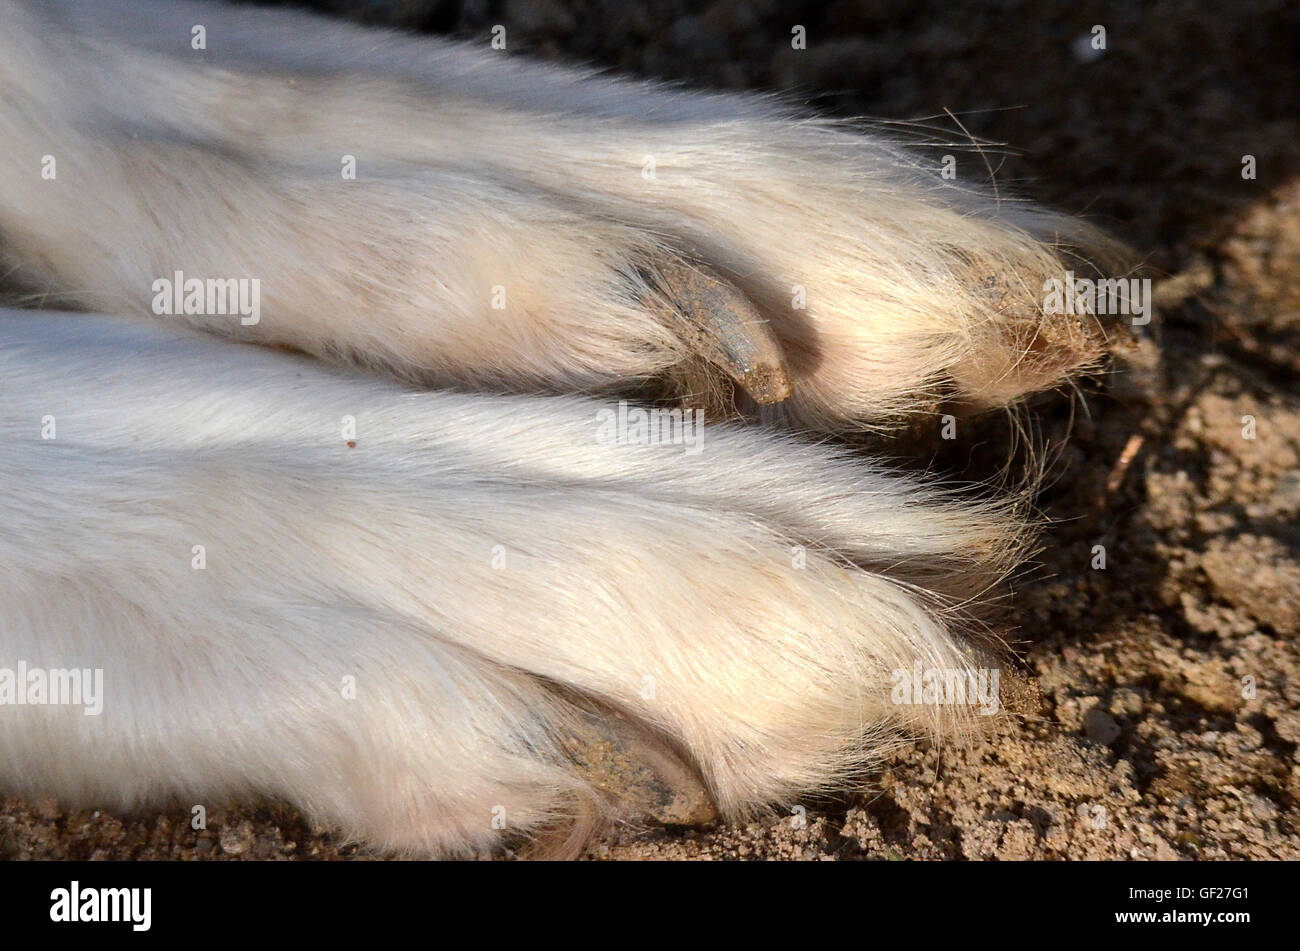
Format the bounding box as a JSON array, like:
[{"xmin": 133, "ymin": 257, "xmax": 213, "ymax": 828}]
[{"xmin": 3, "ymin": 0, "xmax": 1298, "ymax": 860}]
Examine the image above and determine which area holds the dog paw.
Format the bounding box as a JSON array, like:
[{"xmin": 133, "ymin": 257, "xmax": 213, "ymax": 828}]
[
  {"xmin": 2, "ymin": 35, "xmax": 1134, "ymax": 430},
  {"xmin": 1, "ymin": 312, "xmax": 1037, "ymax": 855},
  {"xmin": 260, "ymin": 104, "xmax": 1137, "ymax": 427},
  {"xmin": 466, "ymin": 115, "xmax": 1137, "ymax": 428}
]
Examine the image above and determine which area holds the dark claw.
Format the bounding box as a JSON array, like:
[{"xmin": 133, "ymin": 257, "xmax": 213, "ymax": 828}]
[{"xmin": 647, "ymin": 258, "xmax": 793, "ymax": 404}]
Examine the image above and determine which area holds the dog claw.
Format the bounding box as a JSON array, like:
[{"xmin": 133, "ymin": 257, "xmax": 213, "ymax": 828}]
[
  {"xmin": 648, "ymin": 259, "xmax": 792, "ymax": 404},
  {"xmin": 560, "ymin": 708, "xmax": 718, "ymax": 827}
]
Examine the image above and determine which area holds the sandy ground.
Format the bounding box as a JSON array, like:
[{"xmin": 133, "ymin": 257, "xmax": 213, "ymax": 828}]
[{"xmin": 3, "ymin": 0, "xmax": 1297, "ymax": 860}]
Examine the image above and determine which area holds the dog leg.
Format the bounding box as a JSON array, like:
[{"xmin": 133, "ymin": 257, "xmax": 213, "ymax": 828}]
[
  {"xmin": 0, "ymin": 309, "xmax": 1022, "ymax": 853},
  {"xmin": 0, "ymin": 0, "xmax": 1130, "ymax": 428}
]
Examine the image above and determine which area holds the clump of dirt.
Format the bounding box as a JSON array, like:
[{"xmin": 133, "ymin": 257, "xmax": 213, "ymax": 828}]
[{"xmin": 4, "ymin": 0, "xmax": 1297, "ymax": 860}]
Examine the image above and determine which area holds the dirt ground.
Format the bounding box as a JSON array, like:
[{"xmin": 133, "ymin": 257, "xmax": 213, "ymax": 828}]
[{"xmin": 4, "ymin": 0, "xmax": 1298, "ymax": 860}]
